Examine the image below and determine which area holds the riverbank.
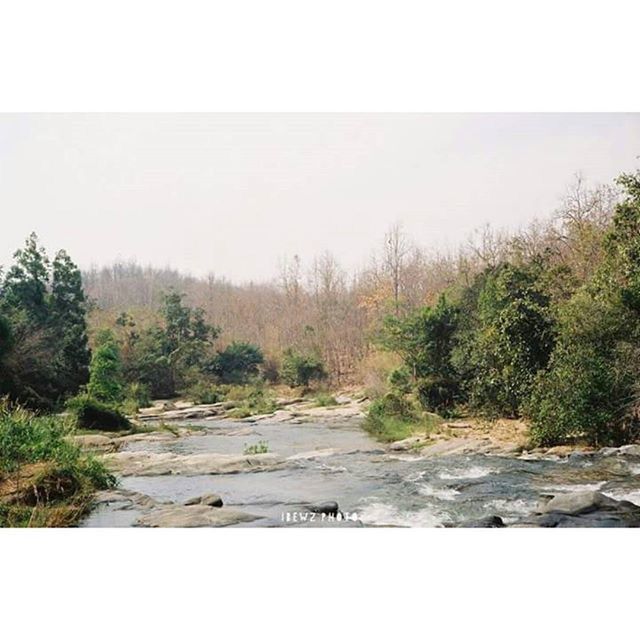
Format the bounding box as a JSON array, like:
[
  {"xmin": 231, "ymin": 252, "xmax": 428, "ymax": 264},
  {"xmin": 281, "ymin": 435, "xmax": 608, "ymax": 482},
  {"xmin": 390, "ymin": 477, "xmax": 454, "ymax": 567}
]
[{"xmin": 0, "ymin": 404, "xmax": 115, "ymax": 527}]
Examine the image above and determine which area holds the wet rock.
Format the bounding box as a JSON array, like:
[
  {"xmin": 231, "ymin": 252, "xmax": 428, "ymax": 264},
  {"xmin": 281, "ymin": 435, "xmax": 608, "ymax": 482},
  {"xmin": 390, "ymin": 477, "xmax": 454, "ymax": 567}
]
[
  {"xmin": 539, "ymin": 491, "xmax": 619, "ymax": 515},
  {"xmin": 455, "ymin": 515, "xmax": 505, "ymax": 528},
  {"xmin": 306, "ymin": 501, "xmax": 339, "ymax": 516},
  {"xmin": 184, "ymin": 494, "xmax": 224, "ymax": 507},
  {"xmin": 135, "ymin": 505, "xmax": 261, "ymax": 528},
  {"xmin": 516, "ymin": 491, "xmax": 640, "ymax": 527}
]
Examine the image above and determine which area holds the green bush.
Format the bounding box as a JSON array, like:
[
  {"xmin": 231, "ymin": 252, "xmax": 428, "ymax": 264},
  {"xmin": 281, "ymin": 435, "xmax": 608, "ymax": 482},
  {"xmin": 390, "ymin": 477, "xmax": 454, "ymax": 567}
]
[
  {"xmin": 281, "ymin": 349, "xmax": 326, "ymax": 388},
  {"xmin": 66, "ymin": 395, "xmax": 130, "ymax": 431},
  {"xmin": 188, "ymin": 381, "xmax": 224, "ymax": 405},
  {"xmin": 87, "ymin": 330, "xmax": 125, "ymax": 403},
  {"xmin": 313, "ymin": 392, "xmax": 338, "ymax": 407},
  {"xmin": 415, "ymin": 375, "xmax": 459, "ymax": 415},
  {"xmin": 209, "ymin": 341, "xmax": 264, "ymax": 383}
]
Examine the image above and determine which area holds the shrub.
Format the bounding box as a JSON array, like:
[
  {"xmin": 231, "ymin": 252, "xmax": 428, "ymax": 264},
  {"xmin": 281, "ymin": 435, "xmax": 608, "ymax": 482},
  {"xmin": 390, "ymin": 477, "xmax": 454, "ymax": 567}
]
[
  {"xmin": 0, "ymin": 401, "xmax": 115, "ymax": 526},
  {"xmin": 188, "ymin": 381, "xmax": 224, "ymax": 405},
  {"xmin": 66, "ymin": 395, "xmax": 130, "ymax": 431},
  {"xmin": 209, "ymin": 342, "xmax": 264, "ymax": 383},
  {"xmin": 87, "ymin": 330, "xmax": 125, "ymax": 403},
  {"xmin": 415, "ymin": 375, "xmax": 459, "ymax": 414},
  {"xmin": 313, "ymin": 392, "xmax": 338, "ymax": 407},
  {"xmin": 280, "ymin": 349, "xmax": 326, "ymax": 388}
]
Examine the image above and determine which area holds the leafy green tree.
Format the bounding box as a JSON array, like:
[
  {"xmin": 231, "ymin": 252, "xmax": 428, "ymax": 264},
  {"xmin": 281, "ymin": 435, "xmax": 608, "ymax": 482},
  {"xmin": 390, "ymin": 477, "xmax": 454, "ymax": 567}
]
[
  {"xmin": 50, "ymin": 249, "xmax": 91, "ymax": 394},
  {"xmin": 0, "ymin": 234, "xmax": 91, "ymax": 408},
  {"xmin": 86, "ymin": 330, "xmax": 124, "ymax": 403},
  {"xmin": 210, "ymin": 341, "xmax": 264, "ymax": 383},
  {"xmin": 380, "ymin": 295, "xmax": 459, "ymax": 411},
  {"xmin": 452, "ymin": 260, "xmax": 555, "ymax": 417},
  {"xmin": 529, "ymin": 171, "xmax": 640, "ymax": 445},
  {"xmin": 281, "ymin": 349, "xmax": 326, "ymax": 388},
  {"xmin": 116, "ymin": 293, "xmax": 220, "ymax": 398},
  {"xmin": 1, "ymin": 233, "xmax": 49, "ymax": 323}
]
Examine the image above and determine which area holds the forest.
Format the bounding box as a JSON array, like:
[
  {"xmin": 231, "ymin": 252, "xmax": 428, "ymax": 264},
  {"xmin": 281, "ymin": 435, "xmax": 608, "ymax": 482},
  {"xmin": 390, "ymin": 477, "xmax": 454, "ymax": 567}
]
[{"xmin": 1, "ymin": 169, "xmax": 640, "ymax": 525}]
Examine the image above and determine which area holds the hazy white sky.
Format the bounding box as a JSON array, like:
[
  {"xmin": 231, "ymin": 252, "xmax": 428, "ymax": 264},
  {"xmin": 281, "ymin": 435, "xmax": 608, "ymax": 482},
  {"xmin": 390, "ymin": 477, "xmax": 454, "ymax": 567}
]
[{"xmin": 1, "ymin": 113, "xmax": 638, "ymax": 282}]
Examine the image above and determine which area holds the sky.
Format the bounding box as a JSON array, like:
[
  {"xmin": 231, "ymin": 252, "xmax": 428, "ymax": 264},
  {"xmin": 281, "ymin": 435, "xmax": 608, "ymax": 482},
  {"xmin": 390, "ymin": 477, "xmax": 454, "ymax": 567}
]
[{"xmin": 1, "ymin": 113, "xmax": 639, "ymax": 283}]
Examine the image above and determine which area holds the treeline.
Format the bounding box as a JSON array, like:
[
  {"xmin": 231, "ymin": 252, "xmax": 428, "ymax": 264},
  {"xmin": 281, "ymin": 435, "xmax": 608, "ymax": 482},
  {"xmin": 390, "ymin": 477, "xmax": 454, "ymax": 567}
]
[
  {"xmin": 0, "ymin": 234, "xmax": 90, "ymax": 409},
  {"xmin": 373, "ymin": 171, "xmax": 640, "ymax": 447}
]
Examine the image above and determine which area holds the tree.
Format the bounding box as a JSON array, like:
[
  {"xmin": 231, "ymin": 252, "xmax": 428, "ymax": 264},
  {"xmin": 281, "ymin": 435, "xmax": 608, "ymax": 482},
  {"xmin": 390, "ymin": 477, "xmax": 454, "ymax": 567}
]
[
  {"xmin": 379, "ymin": 295, "xmax": 460, "ymax": 412},
  {"xmin": 117, "ymin": 292, "xmax": 220, "ymax": 398},
  {"xmin": 50, "ymin": 249, "xmax": 91, "ymax": 394},
  {"xmin": 453, "ymin": 260, "xmax": 555, "ymax": 417},
  {"xmin": 0, "ymin": 234, "xmax": 90, "ymax": 408},
  {"xmin": 383, "ymin": 223, "xmax": 409, "ymax": 315},
  {"xmin": 529, "ymin": 171, "xmax": 640, "ymax": 445},
  {"xmin": 1, "ymin": 233, "xmax": 49, "ymax": 322},
  {"xmin": 210, "ymin": 342, "xmax": 264, "ymax": 383},
  {"xmin": 86, "ymin": 330, "xmax": 124, "ymax": 403}
]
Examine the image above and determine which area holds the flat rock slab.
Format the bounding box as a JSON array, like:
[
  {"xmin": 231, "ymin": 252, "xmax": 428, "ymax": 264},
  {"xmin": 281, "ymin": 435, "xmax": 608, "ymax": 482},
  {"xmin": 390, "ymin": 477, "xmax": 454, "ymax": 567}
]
[
  {"xmin": 135, "ymin": 505, "xmax": 261, "ymax": 528},
  {"xmin": 102, "ymin": 451, "xmax": 287, "ymax": 476}
]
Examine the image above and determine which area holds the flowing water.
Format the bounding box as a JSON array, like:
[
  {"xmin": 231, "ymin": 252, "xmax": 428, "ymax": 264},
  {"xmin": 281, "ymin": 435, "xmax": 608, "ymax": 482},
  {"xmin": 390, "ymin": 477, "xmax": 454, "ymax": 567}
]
[{"xmin": 82, "ymin": 418, "xmax": 640, "ymax": 527}]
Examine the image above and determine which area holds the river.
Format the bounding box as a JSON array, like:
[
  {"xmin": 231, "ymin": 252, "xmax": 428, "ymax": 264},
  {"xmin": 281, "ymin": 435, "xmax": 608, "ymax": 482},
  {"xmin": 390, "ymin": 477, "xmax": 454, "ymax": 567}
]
[{"xmin": 81, "ymin": 416, "xmax": 640, "ymax": 527}]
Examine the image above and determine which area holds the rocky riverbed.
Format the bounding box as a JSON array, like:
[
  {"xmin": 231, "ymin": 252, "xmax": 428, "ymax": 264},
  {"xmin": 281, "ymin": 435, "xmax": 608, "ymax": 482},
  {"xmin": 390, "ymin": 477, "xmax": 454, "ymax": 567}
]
[{"xmin": 78, "ymin": 398, "xmax": 640, "ymax": 528}]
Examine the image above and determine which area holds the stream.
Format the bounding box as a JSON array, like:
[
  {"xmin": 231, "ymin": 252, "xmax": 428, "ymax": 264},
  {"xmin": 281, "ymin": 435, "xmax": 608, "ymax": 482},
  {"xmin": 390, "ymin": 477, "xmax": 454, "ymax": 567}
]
[{"xmin": 81, "ymin": 417, "xmax": 640, "ymax": 527}]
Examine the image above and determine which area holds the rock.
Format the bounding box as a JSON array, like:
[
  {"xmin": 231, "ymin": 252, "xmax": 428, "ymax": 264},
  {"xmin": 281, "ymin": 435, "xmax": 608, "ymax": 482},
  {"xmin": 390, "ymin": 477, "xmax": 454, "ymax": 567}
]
[
  {"xmin": 388, "ymin": 436, "xmax": 428, "ymax": 452},
  {"xmin": 443, "ymin": 422, "xmax": 473, "ymax": 430},
  {"xmin": 71, "ymin": 434, "xmax": 118, "ymax": 451},
  {"xmin": 103, "ymin": 451, "xmax": 287, "ymax": 476},
  {"xmin": 135, "ymin": 505, "xmax": 261, "ymax": 528},
  {"xmin": 184, "ymin": 494, "xmax": 224, "ymax": 507},
  {"xmin": 456, "ymin": 515, "xmax": 505, "ymax": 528},
  {"xmin": 515, "ymin": 491, "xmax": 640, "ymax": 527},
  {"xmin": 306, "ymin": 501, "xmax": 339, "ymax": 516},
  {"xmin": 538, "ymin": 491, "xmax": 619, "ymax": 515},
  {"xmin": 420, "ymin": 438, "xmax": 493, "ymax": 457}
]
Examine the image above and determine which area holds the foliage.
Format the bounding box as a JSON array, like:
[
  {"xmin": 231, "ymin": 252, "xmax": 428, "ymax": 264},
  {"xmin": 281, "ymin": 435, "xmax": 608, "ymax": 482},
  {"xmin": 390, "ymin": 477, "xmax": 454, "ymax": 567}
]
[
  {"xmin": 0, "ymin": 234, "xmax": 90, "ymax": 408},
  {"xmin": 86, "ymin": 330, "xmax": 124, "ymax": 403},
  {"xmin": 66, "ymin": 395, "xmax": 130, "ymax": 431},
  {"xmin": 114, "ymin": 293, "xmax": 220, "ymax": 398},
  {"xmin": 187, "ymin": 381, "xmax": 224, "ymax": 405},
  {"xmin": 243, "ymin": 440, "xmax": 269, "ymax": 455},
  {"xmin": 226, "ymin": 385, "xmax": 277, "ymax": 418},
  {"xmin": 209, "ymin": 341, "xmax": 264, "ymax": 383},
  {"xmin": 0, "ymin": 401, "xmax": 115, "ymax": 526},
  {"xmin": 452, "ymin": 261, "xmax": 555, "ymax": 417},
  {"xmin": 313, "ymin": 392, "xmax": 338, "ymax": 407},
  {"xmin": 528, "ymin": 172, "xmax": 640, "ymax": 446},
  {"xmin": 122, "ymin": 382, "xmax": 152, "ymax": 414},
  {"xmin": 280, "ymin": 349, "xmax": 326, "ymax": 388}
]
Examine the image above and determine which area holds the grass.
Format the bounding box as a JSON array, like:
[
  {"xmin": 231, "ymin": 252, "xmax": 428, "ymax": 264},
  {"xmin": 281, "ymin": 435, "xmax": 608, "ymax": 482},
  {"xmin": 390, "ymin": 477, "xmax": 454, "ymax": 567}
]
[
  {"xmin": 312, "ymin": 392, "xmax": 338, "ymax": 407},
  {"xmin": 0, "ymin": 400, "xmax": 116, "ymax": 527},
  {"xmin": 226, "ymin": 385, "xmax": 277, "ymax": 419},
  {"xmin": 243, "ymin": 440, "xmax": 270, "ymax": 455},
  {"xmin": 364, "ymin": 392, "xmax": 445, "ymax": 443}
]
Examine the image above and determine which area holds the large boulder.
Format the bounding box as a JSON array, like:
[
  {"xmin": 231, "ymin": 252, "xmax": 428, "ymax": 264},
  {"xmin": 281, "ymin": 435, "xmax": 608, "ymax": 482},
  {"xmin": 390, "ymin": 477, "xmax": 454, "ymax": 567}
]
[
  {"xmin": 135, "ymin": 505, "xmax": 261, "ymax": 527},
  {"xmin": 516, "ymin": 491, "xmax": 640, "ymax": 527}
]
